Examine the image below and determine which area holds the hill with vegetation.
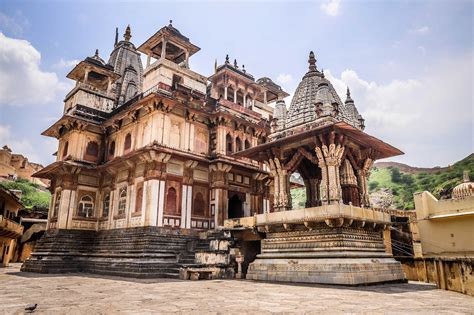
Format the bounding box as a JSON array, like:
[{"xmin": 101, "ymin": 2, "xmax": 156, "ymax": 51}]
[
  {"xmin": 0, "ymin": 178, "xmax": 51, "ymax": 209},
  {"xmin": 368, "ymin": 154, "xmax": 474, "ymax": 209}
]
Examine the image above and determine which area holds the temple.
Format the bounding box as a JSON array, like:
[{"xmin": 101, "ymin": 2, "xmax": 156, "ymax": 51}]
[{"xmin": 22, "ymin": 22, "xmax": 405, "ymax": 284}]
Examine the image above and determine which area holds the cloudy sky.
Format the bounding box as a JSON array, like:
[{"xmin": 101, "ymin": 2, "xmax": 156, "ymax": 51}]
[{"xmin": 0, "ymin": 0, "xmax": 472, "ymax": 167}]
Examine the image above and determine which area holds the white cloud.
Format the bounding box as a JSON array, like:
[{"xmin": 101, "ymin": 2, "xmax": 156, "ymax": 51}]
[
  {"xmin": 0, "ymin": 11, "xmax": 29, "ymax": 35},
  {"xmin": 411, "ymin": 26, "xmax": 430, "ymax": 35},
  {"xmin": 277, "ymin": 73, "xmax": 293, "ymax": 85},
  {"xmin": 0, "ymin": 32, "xmax": 69, "ymax": 106},
  {"xmin": 53, "ymin": 58, "xmax": 80, "ymax": 69},
  {"xmin": 324, "ymin": 53, "xmax": 473, "ymax": 166},
  {"xmin": 321, "ymin": 0, "xmax": 341, "ymax": 16}
]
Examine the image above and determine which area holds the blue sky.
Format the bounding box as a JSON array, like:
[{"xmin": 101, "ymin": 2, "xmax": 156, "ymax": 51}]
[{"xmin": 0, "ymin": 0, "xmax": 472, "ymax": 167}]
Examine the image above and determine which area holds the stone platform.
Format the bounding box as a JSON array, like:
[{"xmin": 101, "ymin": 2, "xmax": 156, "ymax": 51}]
[
  {"xmin": 21, "ymin": 227, "xmax": 201, "ymax": 278},
  {"xmin": 228, "ymin": 204, "xmax": 405, "ymax": 285}
]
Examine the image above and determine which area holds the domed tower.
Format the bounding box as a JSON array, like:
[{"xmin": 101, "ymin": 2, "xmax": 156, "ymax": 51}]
[
  {"xmin": 108, "ymin": 25, "xmax": 143, "ymax": 107},
  {"xmin": 285, "ymin": 52, "xmax": 348, "ymax": 129},
  {"xmin": 452, "ymin": 170, "xmax": 474, "ymax": 199},
  {"xmin": 273, "ymin": 99, "xmax": 287, "ymax": 131}
]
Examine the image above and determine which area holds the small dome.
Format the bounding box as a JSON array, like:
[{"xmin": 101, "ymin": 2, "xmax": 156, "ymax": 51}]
[
  {"xmin": 452, "ymin": 170, "xmax": 474, "ymax": 199},
  {"xmin": 90, "ymin": 49, "xmax": 106, "ymax": 66}
]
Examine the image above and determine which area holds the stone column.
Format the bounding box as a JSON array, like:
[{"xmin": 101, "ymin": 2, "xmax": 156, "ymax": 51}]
[
  {"xmin": 315, "ymin": 144, "xmax": 344, "ymax": 205},
  {"xmin": 209, "ymin": 163, "xmax": 232, "ymax": 227},
  {"xmin": 146, "ymin": 53, "xmax": 151, "ymax": 67},
  {"xmin": 266, "ymin": 158, "xmax": 291, "ymax": 211},
  {"xmin": 233, "ymin": 89, "xmax": 237, "ymax": 103},
  {"xmin": 161, "ymin": 40, "xmax": 167, "ymax": 60},
  {"xmin": 357, "ymin": 158, "xmax": 373, "ymax": 207},
  {"xmin": 182, "ymin": 160, "xmax": 198, "ymax": 229},
  {"xmin": 224, "ymin": 86, "xmax": 228, "ymax": 100},
  {"xmin": 143, "ymin": 153, "xmax": 170, "ymax": 226}
]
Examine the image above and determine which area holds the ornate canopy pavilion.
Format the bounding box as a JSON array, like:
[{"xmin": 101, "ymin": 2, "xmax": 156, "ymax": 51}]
[{"xmin": 231, "ymin": 52, "xmax": 406, "ymax": 285}]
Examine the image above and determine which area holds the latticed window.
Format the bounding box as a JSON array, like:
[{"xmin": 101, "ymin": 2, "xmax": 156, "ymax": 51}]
[
  {"xmin": 102, "ymin": 194, "xmax": 110, "ymax": 218},
  {"xmin": 118, "ymin": 187, "xmax": 127, "ymax": 216},
  {"xmin": 86, "ymin": 141, "xmax": 99, "ymax": 156},
  {"xmin": 53, "ymin": 192, "xmax": 61, "ymax": 217},
  {"xmin": 77, "ymin": 195, "xmax": 94, "ymax": 218}
]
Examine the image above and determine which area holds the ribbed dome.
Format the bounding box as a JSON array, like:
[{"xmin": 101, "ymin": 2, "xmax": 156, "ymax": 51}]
[
  {"xmin": 452, "ymin": 170, "xmax": 474, "ymax": 199},
  {"xmin": 108, "ymin": 25, "xmax": 143, "ymax": 106},
  {"xmin": 285, "ymin": 51, "xmax": 363, "ymax": 130}
]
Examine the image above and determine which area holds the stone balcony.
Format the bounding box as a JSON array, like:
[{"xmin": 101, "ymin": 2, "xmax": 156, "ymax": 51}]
[
  {"xmin": 224, "ymin": 204, "xmax": 392, "ymax": 231},
  {"xmin": 0, "ymin": 215, "xmax": 24, "ymax": 238}
]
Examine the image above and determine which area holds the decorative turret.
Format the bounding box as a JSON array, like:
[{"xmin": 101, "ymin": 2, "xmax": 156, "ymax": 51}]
[
  {"xmin": 108, "ymin": 25, "xmax": 143, "ymax": 106},
  {"xmin": 273, "ymin": 100, "xmax": 287, "ymax": 131},
  {"xmin": 452, "ymin": 170, "xmax": 474, "ymax": 199},
  {"xmin": 344, "ymin": 87, "xmax": 365, "ymax": 130}
]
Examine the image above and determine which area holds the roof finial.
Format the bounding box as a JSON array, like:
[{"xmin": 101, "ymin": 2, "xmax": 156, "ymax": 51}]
[
  {"xmin": 124, "ymin": 24, "xmax": 131, "ymax": 41},
  {"xmin": 345, "ymin": 86, "xmax": 354, "ymax": 103},
  {"xmin": 463, "ymin": 170, "xmax": 470, "ymax": 183},
  {"xmin": 95, "ymin": 49, "xmax": 99, "ymax": 57},
  {"xmin": 214, "ymin": 59, "xmax": 218, "ymax": 73},
  {"xmin": 308, "ymin": 51, "xmax": 317, "ymax": 72},
  {"xmin": 114, "ymin": 27, "xmax": 118, "ymax": 46},
  {"xmin": 225, "ymin": 54, "xmax": 230, "ymax": 64},
  {"xmin": 169, "ymin": 20, "xmax": 173, "ymax": 26},
  {"xmin": 234, "ymin": 59, "xmax": 238, "ymax": 68},
  {"xmin": 321, "ymin": 68, "xmax": 325, "ymax": 78},
  {"xmin": 242, "ymin": 64, "xmax": 246, "ymax": 73}
]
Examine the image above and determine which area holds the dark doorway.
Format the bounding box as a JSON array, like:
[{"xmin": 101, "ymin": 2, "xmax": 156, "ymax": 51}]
[{"xmin": 228, "ymin": 193, "xmax": 244, "ymax": 219}]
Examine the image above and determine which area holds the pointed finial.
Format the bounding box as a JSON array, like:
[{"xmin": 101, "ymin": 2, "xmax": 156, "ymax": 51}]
[
  {"xmin": 124, "ymin": 24, "xmax": 131, "ymax": 41},
  {"xmin": 214, "ymin": 59, "xmax": 218, "ymax": 73},
  {"xmin": 169, "ymin": 20, "xmax": 173, "ymax": 26},
  {"xmin": 242, "ymin": 64, "xmax": 246, "ymax": 73},
  {"xmin": 95, "ymin": 49, "xmax": 99, "ymax": 57},
  {"xmin": 463, "ymin": 170, "xmax": 470, "ymax": 182},
  {"xmin": 225, "ymin": 54, "xmax": 230, "ymax": 64},
  {"xmin": 114, "ymin": 27, "xmax": 118, "ymax": 46},
  {"xmin": 308, "ymin": 51, "xmax": 317, "ymax": 72},
  {"xmin": 234, "ymin": 59, "xmax": 238, "ymax": 68},
  {"xmin": 345, "ymin": 86, "xmax": 354, "ymax": 103},
  {"xmin": 321, "ymin": 68, "xmax": 325, "ymax": 78}
]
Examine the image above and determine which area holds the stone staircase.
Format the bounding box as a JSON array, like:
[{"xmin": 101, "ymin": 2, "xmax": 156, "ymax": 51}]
[{"xmin": 21, "ymin": 227, "xmax": 200, "ymax": 278}]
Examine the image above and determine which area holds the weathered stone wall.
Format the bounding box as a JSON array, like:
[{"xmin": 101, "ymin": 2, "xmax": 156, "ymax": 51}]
[{"xmin": 400, "ymin": 257, "xmax": 474, "ymax": 296}]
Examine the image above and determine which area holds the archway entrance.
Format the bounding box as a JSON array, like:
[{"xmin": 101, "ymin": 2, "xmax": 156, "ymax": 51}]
[{"xmin": 228, "ymin": 192, "xmax": 244, "ymax": 219}]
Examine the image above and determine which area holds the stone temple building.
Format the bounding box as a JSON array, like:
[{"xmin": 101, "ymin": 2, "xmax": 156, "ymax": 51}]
[{"xmin": 23, "ymin": 22, "xmax": 405, "ymax": 284}]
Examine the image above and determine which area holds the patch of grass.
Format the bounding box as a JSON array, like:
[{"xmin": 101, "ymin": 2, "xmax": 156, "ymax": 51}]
[{"xmin": 0, "ymin": 178, "xmax": 51, "ymax": 209}]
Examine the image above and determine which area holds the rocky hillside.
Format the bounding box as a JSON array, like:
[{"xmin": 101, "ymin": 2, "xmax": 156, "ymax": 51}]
[{"xmin": 369, "ymin": 153, "xmax": 474, "ymax": 210}]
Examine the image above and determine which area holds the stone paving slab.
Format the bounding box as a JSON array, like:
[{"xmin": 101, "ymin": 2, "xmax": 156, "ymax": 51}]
[{"xmin": 1, "ymin": 264, "xmax": 473, "ymax": 314}]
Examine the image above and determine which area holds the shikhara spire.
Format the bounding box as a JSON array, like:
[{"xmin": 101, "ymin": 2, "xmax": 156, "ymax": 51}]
[{"xmin": 308, "ymin": 51, "xmax": 317, "ymax": 72}]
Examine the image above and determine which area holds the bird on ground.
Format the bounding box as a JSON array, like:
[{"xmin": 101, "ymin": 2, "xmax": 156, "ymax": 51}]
[{"xmin": 24, "ymin": 303, "xmax": 37, "ymax": 313}]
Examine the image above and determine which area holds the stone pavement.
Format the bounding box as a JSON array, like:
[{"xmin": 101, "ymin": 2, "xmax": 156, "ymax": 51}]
[{"xmin": 1, "ymin": 264, "xmax": 473, "ymax": 314}]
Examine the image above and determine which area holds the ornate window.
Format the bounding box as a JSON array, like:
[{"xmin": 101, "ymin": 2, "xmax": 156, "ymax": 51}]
[
  {"xmin": 165, "ymin": 187, "xmax": 177, "ymax": 215},
  {"xmin": 135, "ymin": 185, "xmax": 143, "ymax": 213},
  {"xmin": 236, "ymin": 137, "xmax": 242, "ymax": 152},
  {"xmin": 109, "ymin": 141, "xmax": 115, "ymax": 158},
  {"xmin": 86, "ymin": 141, "xmax": 99, "ymax": 157},
  {"xmin": 102, "ymin": 194, "xmax": 110, "ymax": 218},
  {"xmin": 226, "ymin": 133, "xmax": 233, "ymax": 155},
  {"xmin": 62, "ymin": 141, "xmax": 69, "ymax": 159},
  {"xmin": 77, "ymin": 195, "xmax": 94, "ymax": 218},
  {"xmin": 118, "ymin": 187, "xmax": 127, "ymax": 216},
  {"xmin": 193, "ymin": 192, "xmax": 205, "ymax": 216},
  {"xmin": 53, "ymin": 191, "xmax": 61, "ymax": 217},
  {"xmin": 124, "ymin": 133, "xmax": 132, "ymax": 153}
]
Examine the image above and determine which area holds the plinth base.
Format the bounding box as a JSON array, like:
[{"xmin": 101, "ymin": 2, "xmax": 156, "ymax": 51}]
[{"xmin": 247, "ymin": 257, "xmax": 405, "ymax": 285}]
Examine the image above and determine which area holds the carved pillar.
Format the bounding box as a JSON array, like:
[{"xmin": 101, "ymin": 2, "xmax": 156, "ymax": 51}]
[
  {"xmin": 209, "ymin": 162, "xmax": 232, "ymax": 227},
  {"xmin": 182, "ymin": 160, "xmax": 198, "ymax": 229},
  {"xmin": 143, "ymin": 153, "xmax": 170, "ymax": 227},
  {"xmin": 357, "ymin": 158, "xmax": 373, "ymax": 207},
  {"xmin": 266, "ymin": 158, "xmax": 291, "ymax": 211},
  {"xmin": 315, "ymin": 143, "xmax": 344, "ymax": 205}
]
